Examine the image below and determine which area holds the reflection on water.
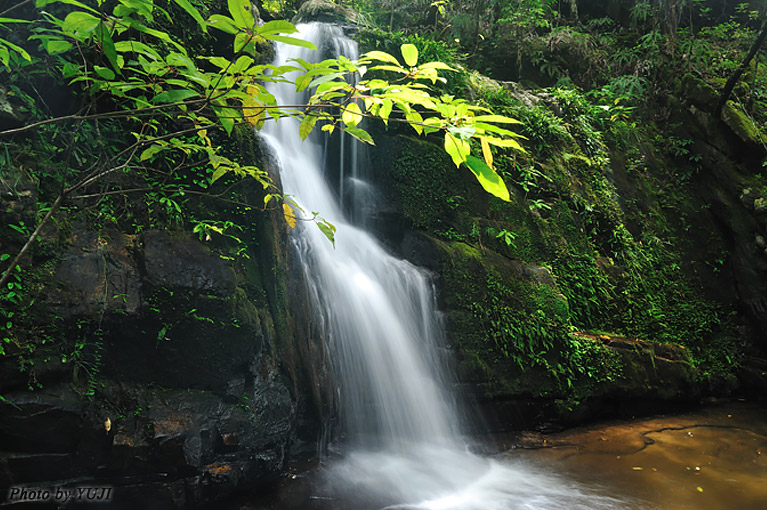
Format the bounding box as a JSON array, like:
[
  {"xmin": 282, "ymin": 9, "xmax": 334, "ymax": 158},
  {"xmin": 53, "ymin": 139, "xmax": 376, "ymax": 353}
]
[
  {"xmin": 243, "ymin": 402, "xmax": 766, "ymax": 510},
  {"xmin": 512, "ymin": 401, "xmax": 767, "ymax": 510}
]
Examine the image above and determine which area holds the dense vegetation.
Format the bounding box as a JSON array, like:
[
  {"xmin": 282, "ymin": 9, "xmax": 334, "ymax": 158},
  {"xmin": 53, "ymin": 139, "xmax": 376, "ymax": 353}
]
[
  {"xmin": 350, "ymin": 0, "xmax": 767, "ymax": 402},
  {"xmin": 2, "ymin": 0, "xmax": 766, "ymax": 418}
]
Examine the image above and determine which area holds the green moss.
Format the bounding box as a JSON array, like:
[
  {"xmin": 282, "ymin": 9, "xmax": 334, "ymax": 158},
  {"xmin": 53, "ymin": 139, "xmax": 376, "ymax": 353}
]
[
  {"xmin": 680, "ymin": 73, "xmax": 719, "ymax": 110},
  {"xmin": 722, "ymin": 102, "xmax": 765, "ymax": 146}
]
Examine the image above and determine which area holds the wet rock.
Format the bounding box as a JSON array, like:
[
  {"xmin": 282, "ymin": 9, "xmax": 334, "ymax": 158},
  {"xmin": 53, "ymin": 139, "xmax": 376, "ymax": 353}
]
[
  {"xmin": 681, "ymin": 73, "xmax": 719, "ymax": 111},
  {"xmin": 46, "ymin": 231, "xmax": 141, "ymax": 318},
  {"xmin": 142, "ymin": 230, "xmax": 236, "ymax": 297},
  {"xmin": 293, "ymin": 0, "xmax": 357, "ymax": 24}
]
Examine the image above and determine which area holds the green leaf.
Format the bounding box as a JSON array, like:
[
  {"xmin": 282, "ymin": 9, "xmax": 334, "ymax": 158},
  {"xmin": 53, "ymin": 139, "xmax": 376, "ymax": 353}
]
[
  {"xmin": 228, "ymin": 0, "xmax": 255, "ymax": 30},
  {"xmin": 115, "ymin": 40, "xmax": 162, "ymax": 60},
  {"xmin": 115, "ymin": 0, "xmax": 155, "ymax": 20},
  {"xmin": 379, "ymin": 99, "xmax": 393, "ymax": 124},
  {"xmin": 97, "ymin": 22, "xmax": 120, "ymax": 73},
  {"xmin": 152, "ymin": 89, "xmax": 198, "ymax": 103},
  {"xmin": 0, "ymin": 38, "xmax": 31, "ymax": 62},
  {"xmin": 166, "ymin": 52, "xmax": 195, "ymax": 69},
  {"xmin": 345, "ymin": 127, "xmax": 374, "ymax": 145},
  {"xmin": 211, "ymin": 166, "xmax": 228, "ymax": 184},
  {"xmin": 171, "ymin": 0, "xmax": 207, "ymax": 32},
  {"xmin": 341, "ymin": 102, "xmax": 363, "ymax": 128},
  {"xmin": 94, "ymin": 65, "xmax": 115, "ymax": 80},
  {"xmin": 140, "ymin": 144, "xmax": 164, "ymax": 161},
  {"xmin": 43, "ymin": 39, "xmax": 73, "ymax": 54},
  {"xmin": 362, "ymin": 50, "xmax": 400, "ymax": 65},
  {"xmin": 131, "ymin": 22, "xmax": 185, "ymax": 52},
  {"xmin": 444, "ymin": 132, "xmax": 470, "ymax": 167},
  {"xmin": 405, "ymin": 110, "xmax": 424, "ymax": 135},
  {"xmin": 401, "ymin": 43, "xmax": 418, "ymax": 67},
  {"xmin": 418, "ymin": 61, "xmax": 456, "ymax": 71},
  {"xmin": 299, "ymin": 114, "xmax": 318, "ymax": 140},
  {"xmin": 257, "ymin": 20, "xmax": 297, "ymax": 36},
  {"xmin": 36, "ymin": 0, "xmax": 100, "ymax": 15},
  {"xmin": 317, "ymin": 220, "xmax": 336, "ymax": 248},
  {"xmin": 262, "ymin": 34, "xmax": 317, "ymax": 50},
  {"xmin": 207, "ymin": 14, "xmax": 238, "ymax": 34},
  {"xmin": 484, "ymin": 136, "xmax": 526, "ymax": 152},
  {"xmin": 369, "ymin": 64, "xmax": 408, "ymax": 74},
  {"xmin": 214, "ymin": 107, "xmax": 239, "ymax": 134},
  {"xmin": 62, "ymin": 11, "xmax": 101, "ymax": 35},
  {"xmin": 471, "ymin": 114, "xmax": 523, "ymax": 124},
  {"xmin": 465, "ymin": 155, "xmax": 510, "ymax": 201}
]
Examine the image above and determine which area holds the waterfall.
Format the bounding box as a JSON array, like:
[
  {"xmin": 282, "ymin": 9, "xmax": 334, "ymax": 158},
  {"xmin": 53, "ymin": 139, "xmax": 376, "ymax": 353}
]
[{"xmin": 260, "ymin": 22, "xmax": 627, "ymax": 510}]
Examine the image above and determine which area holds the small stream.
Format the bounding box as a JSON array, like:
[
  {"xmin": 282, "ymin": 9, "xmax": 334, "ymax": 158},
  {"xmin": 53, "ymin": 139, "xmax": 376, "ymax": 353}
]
[{"xmin": 241, "ymin": 401, "xmax": 766, "ymax": 510}]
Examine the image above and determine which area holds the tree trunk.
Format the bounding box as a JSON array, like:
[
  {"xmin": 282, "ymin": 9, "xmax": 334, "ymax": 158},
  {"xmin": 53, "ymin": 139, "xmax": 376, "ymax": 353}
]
[{"xmin": 715, "ymin": 18, "xmax": 767, "ymax": 119}]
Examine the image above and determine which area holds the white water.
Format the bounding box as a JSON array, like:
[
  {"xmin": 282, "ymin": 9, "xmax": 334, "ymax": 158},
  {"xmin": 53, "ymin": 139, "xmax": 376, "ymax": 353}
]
[{"xmin": 261, "ymin": 22, "xmax": 629, "ymax": 510}]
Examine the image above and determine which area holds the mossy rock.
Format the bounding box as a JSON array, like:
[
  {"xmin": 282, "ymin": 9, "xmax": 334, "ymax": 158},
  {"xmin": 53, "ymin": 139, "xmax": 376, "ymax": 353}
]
[
  {"xmin": 293, "ymin": 0, "xmax": 357, "ymax": 24},
  {"xmin": 722, "ymin": 101, "xmax": 765, "ymax": 149},
  {"xmin": 680, "ymin": 73, "xmax": 719, "ymax": 111}
]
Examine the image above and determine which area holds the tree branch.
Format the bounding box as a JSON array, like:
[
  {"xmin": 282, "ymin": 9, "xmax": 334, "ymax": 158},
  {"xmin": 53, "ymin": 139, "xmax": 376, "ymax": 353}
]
[{"xmin": 715, "ymin": 18, "xmax": 767, "ymax": 118}]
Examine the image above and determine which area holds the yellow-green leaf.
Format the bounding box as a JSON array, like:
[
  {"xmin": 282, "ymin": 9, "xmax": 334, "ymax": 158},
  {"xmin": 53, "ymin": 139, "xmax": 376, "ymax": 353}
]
[
  {"xmin": 481, "ymin": 137, "xmax": 493, "ymax": 169},
  {"xmin": 464, "ymin": 155, "xmax": 510, "ymax": 201},
  {"xmin": 228, "ymin": 0, "xmax": 255, "ymax": 30},
  {"xmin": 342, "ymin": 102, "xmax": 363, "ymax": 128},
  {"xmin": 471, "ymin": 114, "xmax": 523, "ymax": 124},
  {"xmin": 380, "ymin": 99, "xmax": 393, "ymax": 124},
  {"xmin": 299, "ymin": 114, "xmax": 318, "ymax": 140},
  {"xmin": 405, "ymin": 110, "xmax": 423, "ymax": 135},
  {"xmin": 211, "ymin": 166, "xmax": 228, "ymax": 184},
  {"xmin": 419, "ymin": 61, "xmax": 456, "ymax": 71},
  {"xmin": 444, "ymin": 132, "xmax": 470, "ymax": 167},
  {"xmin": 401, "ymin": 43, "xmax": 418, "ymax": 67},
  {"xmin": 345, "ymin": 127, "xmax": 374, "ymax": 145},
  {"xmin": 283, "ymin": 203, "xmax": 297, "ymax": 228},
  {"xmin": 362, "ymin": 50, "xmax": 400, "ymax": 65},
  {"xmin": 484, "ymin": 136, "xmax": 526, "ymax": 152}
]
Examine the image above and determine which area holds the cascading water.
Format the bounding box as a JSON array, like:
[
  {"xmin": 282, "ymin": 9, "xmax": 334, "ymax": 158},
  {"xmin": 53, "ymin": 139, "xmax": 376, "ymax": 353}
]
[{"xmin": 260, "ymin": 22, "xmax": 631, "ymax": 510}]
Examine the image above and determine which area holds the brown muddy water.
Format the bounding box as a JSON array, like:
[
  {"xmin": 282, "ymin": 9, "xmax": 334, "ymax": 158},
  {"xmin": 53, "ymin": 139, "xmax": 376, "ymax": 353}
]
[
  {"xmin": 241, "ymin": 400, "xmax": 766, "ymax": 510},
  {"xmin": 508, "ymin": 400, "xmax": 767, "ymax": 509}
]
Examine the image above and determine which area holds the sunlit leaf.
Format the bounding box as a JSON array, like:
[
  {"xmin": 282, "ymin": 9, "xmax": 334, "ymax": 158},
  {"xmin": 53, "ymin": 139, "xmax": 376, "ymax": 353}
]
[
  {"xmin": 362, "ymin": 50, "xmax": 400, "ymax": 65},
  {"xmin": 342, "ymin": 102, "xmax": 363, "ymax": 127},
  {"xmin": 228, "ymin": 0, "xmax": 255, "ymax": 30},
  {"xmin": 401, "ymin": 43, "xmax": 418, "ymax": 67},
  {"xmin": 262, "ymin": 34, "xmax": 317, "ymax": 50},
  {"xmin": 299, "ymin": 114, "xmax": 318, "ymax": 140},
  {"xmin": 444, "ymin": 132, "xmax": 470, "ymax": 167},
  {"xmin": 345, "ymin": 127, "xmax": 374, "ymax": 145},
  {"xmin": 481, "ymin": 137, "xmax": 493, "ymax": 169},
  {"xmin": 62, "ymin": 11, "xmax": 101, "ymax": 35},
  {"xmin": 484, "ymin": 136, "xmax": 526, "ymax": 152},
  {"xmin": 207, "ymin": 14, "xmax": 238, "ymax": 34},
  {"xmin": 471, "ymin": 114, "xmax": 523, "ymax": 124},
  {"xmin": 419, "ymin": 61, "xmax": 456, "ymax": 71},
  {"xmin": 464, "ymin": 156, "xmax": 510, "ymax": 201},
  {"xmin": 283, "ymin": 203, "xmax": 297, "ymax": 228}
]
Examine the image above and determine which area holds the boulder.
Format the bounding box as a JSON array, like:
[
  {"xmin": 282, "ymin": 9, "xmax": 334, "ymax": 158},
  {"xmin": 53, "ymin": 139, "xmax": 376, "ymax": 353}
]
[{"xmin": 293, "ymin": 0, "xmax": 357, "ymax": 24}]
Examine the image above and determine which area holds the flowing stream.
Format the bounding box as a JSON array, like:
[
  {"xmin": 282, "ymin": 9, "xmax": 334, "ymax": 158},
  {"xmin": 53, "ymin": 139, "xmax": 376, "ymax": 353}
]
[{"xmin": 259, "ymin": 22, "xmax": 625, "ymax": 510}]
